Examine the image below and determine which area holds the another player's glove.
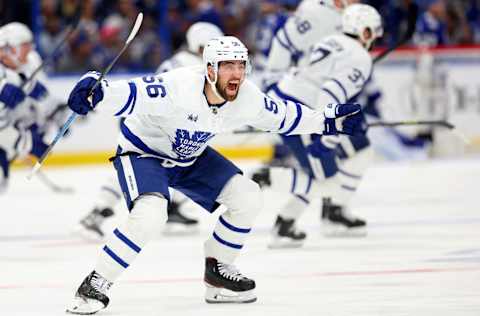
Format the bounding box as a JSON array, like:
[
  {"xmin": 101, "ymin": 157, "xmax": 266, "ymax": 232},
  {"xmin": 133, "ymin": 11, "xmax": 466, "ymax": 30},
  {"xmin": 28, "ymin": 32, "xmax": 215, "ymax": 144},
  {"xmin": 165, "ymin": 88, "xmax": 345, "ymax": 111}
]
[
  {"xmin": 323, "ymin": 103, "xmax": 364, "ymax": 136},
  {"xmin": 0, "ymin": 83, "xmax": 26, "ymax": 109},
  {"xmin": 342, "ymin": 110, "xmax": 367, "ymax": 136},
  {"xmin": 28, "ymin": 81, "xmax": 48, "ymax": 100},
  {"xmin": 67, "ymin": 71, "xmax": 104, "ymax": 115}
]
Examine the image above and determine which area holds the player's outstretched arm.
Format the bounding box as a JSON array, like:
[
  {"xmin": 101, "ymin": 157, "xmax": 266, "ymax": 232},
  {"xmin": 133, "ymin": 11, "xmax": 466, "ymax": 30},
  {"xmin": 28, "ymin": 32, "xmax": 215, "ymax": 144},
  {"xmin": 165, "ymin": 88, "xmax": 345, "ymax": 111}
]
[
  {"xmin": 249, "ymin": 90, "xmax": 364, "ymax": 137},
  {"xmin": 67, "ymin": 71, "xmax": 172, "ymax": 118}
]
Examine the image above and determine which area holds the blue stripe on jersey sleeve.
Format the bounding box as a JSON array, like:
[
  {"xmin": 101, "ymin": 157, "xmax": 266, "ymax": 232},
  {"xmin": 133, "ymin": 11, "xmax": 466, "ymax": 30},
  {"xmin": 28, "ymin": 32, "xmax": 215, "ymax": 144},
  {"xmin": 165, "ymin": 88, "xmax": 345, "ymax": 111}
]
[
  {"xmin": 321, "ymin": 87, "xmax": 340, "ymax": 104},
  {"xmin": 281, "ymin": 102, "xmax": 303, "ymax": 135},
  {"xmin": 331, "ymin": 79, "xmax": 348, "ymax": 101},
  {"xmin": 276, "ymin": 28, "xmax": 302, "ymax": 57},
  {"xmin": 114, "ymin": 82, "xmax": 137, "ymax": 116}
]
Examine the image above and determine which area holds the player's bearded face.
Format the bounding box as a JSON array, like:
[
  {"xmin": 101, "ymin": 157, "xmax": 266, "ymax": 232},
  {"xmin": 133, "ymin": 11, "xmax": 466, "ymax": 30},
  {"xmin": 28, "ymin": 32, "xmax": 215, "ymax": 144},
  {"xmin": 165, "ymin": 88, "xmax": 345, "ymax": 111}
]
[{"xmin": 216, "ymin": 60, "xmax": 246, "ymax": 101}]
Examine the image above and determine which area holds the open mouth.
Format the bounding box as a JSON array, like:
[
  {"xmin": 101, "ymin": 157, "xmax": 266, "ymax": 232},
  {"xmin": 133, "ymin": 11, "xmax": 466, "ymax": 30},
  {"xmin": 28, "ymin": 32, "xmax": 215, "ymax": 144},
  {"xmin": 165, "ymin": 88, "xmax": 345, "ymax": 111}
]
[{"xmin": 227, "ymin": 82, "xmax": 238, "ymax": 92}]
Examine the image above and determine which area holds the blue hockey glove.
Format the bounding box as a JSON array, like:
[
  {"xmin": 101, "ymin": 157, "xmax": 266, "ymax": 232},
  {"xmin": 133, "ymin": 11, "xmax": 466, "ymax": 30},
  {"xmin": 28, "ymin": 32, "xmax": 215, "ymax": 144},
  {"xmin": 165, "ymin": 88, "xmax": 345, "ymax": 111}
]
[
  {"xmin": 67, "ymin": 71, "xmax": 104, "ymax": 115},
  {"xmin": 0, "ymin": 83, "xmax": 26, "ymax": 109},
  {"xmin": 28, "ymin": 81, "xmax": 48, "ymax": 100},
  {"xmin": 323, "ymin": 103, "xmax": 361, "ymax": 135},
  {"xmin": 342, "ymin": 110, "xmax": 368, "ymax": 136}
]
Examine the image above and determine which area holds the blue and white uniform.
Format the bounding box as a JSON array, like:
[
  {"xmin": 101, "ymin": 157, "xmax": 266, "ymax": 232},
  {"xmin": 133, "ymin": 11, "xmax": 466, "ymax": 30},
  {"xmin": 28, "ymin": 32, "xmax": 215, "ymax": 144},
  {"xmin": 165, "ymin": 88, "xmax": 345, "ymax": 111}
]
[
  {"xmin": 267, "ymin": 32, "xmax": 373, "ymax": 216},
  {"xmin": 0, "ymin": 64, "xmax": 55, "ymax": 193},
  {"xmin": 86, "ymin": 64, "xmax": 332, "ymax": 281},
  {"xmin": 265, "ymin": 0, "xmax": 342, "ymax": 86}
]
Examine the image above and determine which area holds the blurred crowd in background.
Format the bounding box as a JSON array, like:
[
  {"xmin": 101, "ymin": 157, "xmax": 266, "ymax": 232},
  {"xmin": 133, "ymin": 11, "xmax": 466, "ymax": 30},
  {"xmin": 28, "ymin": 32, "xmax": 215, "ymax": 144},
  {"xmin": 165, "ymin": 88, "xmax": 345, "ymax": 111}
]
[{"xmin": 1, "ymin": 0, "xmax": 479, "ymax": 74}]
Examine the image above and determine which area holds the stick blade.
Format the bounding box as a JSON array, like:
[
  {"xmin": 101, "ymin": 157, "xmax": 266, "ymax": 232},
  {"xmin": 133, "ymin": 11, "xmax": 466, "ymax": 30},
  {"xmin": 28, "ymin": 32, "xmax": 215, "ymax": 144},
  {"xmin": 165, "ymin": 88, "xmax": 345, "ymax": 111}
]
[{"xmin": 126, "ymin": 12, "xmax": 143, "ymax": 44}]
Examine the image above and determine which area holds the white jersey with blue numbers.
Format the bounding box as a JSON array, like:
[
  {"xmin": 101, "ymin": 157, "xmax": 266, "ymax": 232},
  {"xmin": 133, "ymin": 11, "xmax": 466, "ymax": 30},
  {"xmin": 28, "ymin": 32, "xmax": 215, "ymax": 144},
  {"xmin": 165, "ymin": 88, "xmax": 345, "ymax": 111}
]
[
  {"xmin": 156, "ymin": 51, "xmax": 202, "ymax": 74},
  {"xmin": 267, "ymin": 0, "xmax": 342, "ymax": 73},
  {"xmin": 276, "ymin": 34, "xmax": 372, "ymax": 110},
  {"xmin": 95, "ymin": 65, "xmax": 327, "ymax": 166}
]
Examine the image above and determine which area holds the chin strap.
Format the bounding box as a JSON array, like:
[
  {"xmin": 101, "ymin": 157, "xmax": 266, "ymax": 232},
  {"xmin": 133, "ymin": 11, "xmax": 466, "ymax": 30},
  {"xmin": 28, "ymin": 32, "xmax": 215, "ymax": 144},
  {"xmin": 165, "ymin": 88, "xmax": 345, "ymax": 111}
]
[{"xmin": 205, "ymin": 70, "xmax": 225, "ymax": 102}]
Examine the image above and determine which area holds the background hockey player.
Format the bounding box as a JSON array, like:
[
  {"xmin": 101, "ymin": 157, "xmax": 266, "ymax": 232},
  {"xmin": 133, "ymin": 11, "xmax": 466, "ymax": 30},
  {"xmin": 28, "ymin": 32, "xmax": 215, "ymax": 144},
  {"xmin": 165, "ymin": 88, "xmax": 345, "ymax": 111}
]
[
  {"xmin": 64, "ymin": 35, "xmax": 365, "ymax": 314},
  {"xmin": 252, "ymin": 4, "xmax": 383, "ymax": 248},
  {"xmin": 252, "ymin": 0, "xmax": 363, "ymax": 245},
  {"xmin": 0, "ymin": 22, "xmax": 68, "ymax": 194},
  {"xmin": 77, "ymin": 22, "xmax": 224, "ymax": 239}
]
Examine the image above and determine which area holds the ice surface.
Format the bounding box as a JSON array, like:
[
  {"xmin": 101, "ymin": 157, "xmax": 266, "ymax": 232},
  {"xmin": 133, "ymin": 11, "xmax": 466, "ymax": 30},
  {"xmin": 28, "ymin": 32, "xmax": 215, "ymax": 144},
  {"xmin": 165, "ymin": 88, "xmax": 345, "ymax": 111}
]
[{"xmin": 0, "ymin": 157, "xmax": 479, "ymax": 316}]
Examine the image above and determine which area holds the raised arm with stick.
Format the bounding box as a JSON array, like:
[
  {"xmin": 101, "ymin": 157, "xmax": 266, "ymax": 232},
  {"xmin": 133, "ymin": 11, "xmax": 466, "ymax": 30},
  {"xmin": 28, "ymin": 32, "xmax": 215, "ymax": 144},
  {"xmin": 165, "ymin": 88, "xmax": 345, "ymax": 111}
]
[{"xmin": 27, "ymin": 12, "xmax": 144, "ymax": 179}]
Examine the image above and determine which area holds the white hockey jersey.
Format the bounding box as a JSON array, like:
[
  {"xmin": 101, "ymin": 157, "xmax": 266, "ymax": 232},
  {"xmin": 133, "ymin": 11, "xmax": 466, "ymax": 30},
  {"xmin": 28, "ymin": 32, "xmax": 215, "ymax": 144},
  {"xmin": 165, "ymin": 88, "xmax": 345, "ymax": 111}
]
[
  {"xmin": 156, "ymin": 51, "xmax": 202, "ymax": 74},
  {"xmin": 267, "ymin": 0, "xmax": 342, "ymax": 72},
  {"xmin": 95, "ymin": 66, "xmax": 328, "ymax": 166},
  {"xmin": 275, "ymin": 34, "xmax": 372, "ymax": 110}
]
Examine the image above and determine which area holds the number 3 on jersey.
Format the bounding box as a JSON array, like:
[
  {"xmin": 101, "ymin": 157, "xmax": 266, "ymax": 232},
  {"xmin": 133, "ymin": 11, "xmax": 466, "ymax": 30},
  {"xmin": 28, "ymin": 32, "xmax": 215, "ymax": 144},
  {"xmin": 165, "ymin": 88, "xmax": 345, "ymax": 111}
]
[{"xmin": 142, "ymin": 76, "xmax": 167, "ymax": 98}]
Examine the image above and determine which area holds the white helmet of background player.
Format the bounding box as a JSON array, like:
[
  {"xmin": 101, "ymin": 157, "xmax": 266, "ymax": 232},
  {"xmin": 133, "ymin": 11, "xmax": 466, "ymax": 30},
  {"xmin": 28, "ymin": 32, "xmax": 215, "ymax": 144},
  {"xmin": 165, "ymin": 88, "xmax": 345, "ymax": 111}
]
[
  {"xmin": 0, "ymin": 22, "xmax": 34, "ymax": 68},
  {"xmin": 186, "ymin": 22, "xmax": 223, "ymax": 55},
  {"xmin": 315, "ymin": 0, "xmax": 358, "ymax": 11},
  {"xmin": 203, "ymin": 36, "xmax": 251, "ymax": 97},
  {"xmin": 2, "ymin": 22, "xmax": 33, "ymax": 46},
  {"xmin": 342, "ymin": 3, "xmax": 383, "ymax": 49}
]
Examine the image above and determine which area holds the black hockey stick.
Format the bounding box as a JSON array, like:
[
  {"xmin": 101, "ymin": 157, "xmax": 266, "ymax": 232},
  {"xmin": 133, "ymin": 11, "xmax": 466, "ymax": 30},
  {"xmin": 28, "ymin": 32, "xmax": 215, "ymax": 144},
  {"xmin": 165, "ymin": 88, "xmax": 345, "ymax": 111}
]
[
  {"xmin": 368, "ymin": 120, "xmax": 454, "ymax": 129},
  {"xmin": 233, "ymin": 119, "xmax": 470, "ymax": 144},
  {"xmin": 232, "ymin": 120, "xmax": 455, "ymax": 134},
  {"xmin": 370, "ymin": 120, "xmax": 470, "ymax": 144},
  {"xmin": 373, "ymin": 2, "xmax": 419, "ymax": 64},
  {"xmin": 27, "ymin": 12, "xmax": 144, "ymax": 179}
]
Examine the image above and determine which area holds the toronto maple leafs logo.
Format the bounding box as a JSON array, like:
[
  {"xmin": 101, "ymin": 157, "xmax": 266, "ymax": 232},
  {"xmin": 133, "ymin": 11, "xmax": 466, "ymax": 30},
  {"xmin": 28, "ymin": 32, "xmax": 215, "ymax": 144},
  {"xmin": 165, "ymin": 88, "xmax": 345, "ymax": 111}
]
[{"xmin": 172, "ymin": 129, "xmax": 215, "ymax": 159}]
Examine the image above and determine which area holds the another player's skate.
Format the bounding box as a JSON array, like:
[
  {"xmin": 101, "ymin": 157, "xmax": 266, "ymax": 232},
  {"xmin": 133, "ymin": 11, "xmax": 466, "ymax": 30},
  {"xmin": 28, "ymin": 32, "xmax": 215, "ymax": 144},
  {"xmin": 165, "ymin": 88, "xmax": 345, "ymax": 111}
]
[
  {"xmin": 321, "ymin": 198, "xmax": 367, "ymax": 237},
  {"xmin": 66, "ymin": 271, "xmax": 112, "ymax": 315},
  {"xmin": 163, "ymin": 201, "xmax": 199, "ymax": 235},
  {"xmin": 268, "ymin": 215, "xmax": 306, "ymax": 249},
  {"xmin": 204, "ymin": 257, "xmax": 257, "ymax": 304},
  {"xmin": 76, "ymin": 208, "xmax": 114, "ymax": 241}
]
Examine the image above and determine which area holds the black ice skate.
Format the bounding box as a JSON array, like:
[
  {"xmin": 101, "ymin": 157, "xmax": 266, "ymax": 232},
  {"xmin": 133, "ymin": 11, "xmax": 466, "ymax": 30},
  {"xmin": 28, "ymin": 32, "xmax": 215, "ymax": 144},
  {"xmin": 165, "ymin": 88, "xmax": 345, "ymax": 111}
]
[
  {"xmin": 251, "ymin": 167, "xmax": 271, "ymax": 188},
  {"xmin": 66, "ymin": 271, "xmax": 112, "ymax": 315},
  {"xmin": 268, "ymin": 215, "xmax": 307, "ymax": 249},
  {"xmin": 321, "ymin": 198, "xmax": 367, "ymax": 237},
  {"xmin": 163, "ymin": 201, "xmax": 199, "ymax": 235},
  {"xmin": 77, "ymin": 208, "xmax": 114, "ymax": 241},
  {"xmin": 204, "ymin": 257, "xmax": 257, "ymax": 304}
]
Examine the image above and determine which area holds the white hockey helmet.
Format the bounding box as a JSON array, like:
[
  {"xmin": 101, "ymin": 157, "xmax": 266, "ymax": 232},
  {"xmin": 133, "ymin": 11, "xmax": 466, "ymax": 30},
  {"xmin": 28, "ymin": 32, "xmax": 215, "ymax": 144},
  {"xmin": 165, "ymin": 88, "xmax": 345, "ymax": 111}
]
[
  {"xmin": 2, "ymin": 22, "xmax": 33, "ymax": 47},
  {"xmin": 186, "ymin": 22, "xmax": 223, "ymax": 54},
  {"xmin": 203, "ymin": 36, "xmax": 250, "ymax": 84},
  {"xmin": 342, "ymin": 4, "xmax": 383, "ymax": 49},
  {"xmin": 317, "ymin": 0, "xmax": 355, "ymax": 11}
]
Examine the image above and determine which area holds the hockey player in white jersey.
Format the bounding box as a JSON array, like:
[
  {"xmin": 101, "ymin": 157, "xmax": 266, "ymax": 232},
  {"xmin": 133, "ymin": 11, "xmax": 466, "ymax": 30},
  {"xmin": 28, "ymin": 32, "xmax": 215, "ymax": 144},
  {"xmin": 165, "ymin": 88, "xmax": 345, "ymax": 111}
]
[
  {"xmin": 77, "ymin": 22, "xmax": 224, "ymax": 239},
  {"xmin": 0, "ymin": 64, "xmax": 27, "ymax": 192},
  {"xmin": 0, "ymin": 22, "xmax": 67, "ymax": 193},
  {"xmin": 157, "ymin": 22, "xmax": 223, "ymax": 73},
  {"xmin": 252, "ymin": 4, "xmax": 383, "ymax": 248},
  {"xmin": 263, "ymin": 0, "xmax": 358, "ymax": 91},
  {"xmin": 64, "ymin": 35, "xmax": 365, "ymax": 314}
]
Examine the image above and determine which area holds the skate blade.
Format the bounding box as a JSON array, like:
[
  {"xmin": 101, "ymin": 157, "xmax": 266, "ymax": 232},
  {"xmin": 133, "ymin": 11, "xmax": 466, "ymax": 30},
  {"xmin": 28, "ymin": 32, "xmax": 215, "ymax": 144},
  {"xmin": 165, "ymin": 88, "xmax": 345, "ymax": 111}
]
[
  {"xmin": 66, "ymin": 297, "xmax": 106, "ymax": 315},
  {"xmin": 205, "ymin": 284, "xmax": 257, "ymax": 304},
  {"xmin": 162, "ymin": 223, "xmax": 199, "ymax": 236},
  {"xmin": 268, "ymin": 236, "xmax": 305, "ymax": 249},
  {"xmin": 321, "ymin": 223, "xmax": 367, "ymax": 238}
]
